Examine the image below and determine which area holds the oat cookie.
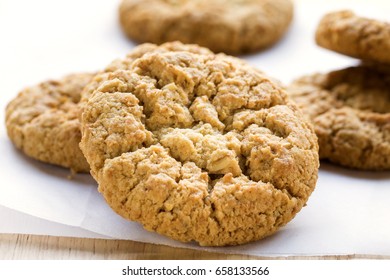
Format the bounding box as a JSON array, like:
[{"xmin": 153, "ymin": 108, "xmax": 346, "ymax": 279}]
[
  {"xmin": 289, "ymin": 65, "xmax": 390, "ymax": 170},
  {"xmin": 80, "ymin": 42, "xmax": 319, "ymax": 246},
  {"xmin": 316, "ymin": 10, "xmax": 390, "ymax": 64},
  {"xmin": 6, "ymin": 73, "xmax": 95, "ymax": 173},
  {"xmin": 119, "ymin": 0, "xmax": 294, "ymax": 54}
]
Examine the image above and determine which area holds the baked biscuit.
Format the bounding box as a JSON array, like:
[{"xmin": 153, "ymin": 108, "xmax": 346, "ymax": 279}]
[
  {"xmin": 6, "ymin": 73, "xmax": 94, "ymax": 173},
  {"xmin": 316, "ymin": 10, "xmax": 390, "ymax": 64},
  {"xmin": 119, "ymin": 0, "xmax": 294, "ymax": 54},
  {"xmin": 289, "ymin": 65, "xmax": 390, "ymax": 170},
  {"xmin": 80, "ymin": 42, "xmax": 319, "ymax": 246}
]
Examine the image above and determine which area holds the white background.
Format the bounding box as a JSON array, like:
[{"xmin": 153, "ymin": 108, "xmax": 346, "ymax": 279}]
[{"xmin": 0, "ymin": 0, "xmax": 390, "ymax": 257}]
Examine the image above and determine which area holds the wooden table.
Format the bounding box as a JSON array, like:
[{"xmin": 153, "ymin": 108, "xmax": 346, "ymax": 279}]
[{"xmin": 1, "ymin": 234, "xmax": 387, "ymax": 260}]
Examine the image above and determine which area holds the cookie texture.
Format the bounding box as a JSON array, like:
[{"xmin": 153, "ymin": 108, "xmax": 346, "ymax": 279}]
[
  {"xmin": 6, "ymin": 73, "xmax": 93, "ymax": 172},
  {"xmin": 316, "ymin": 10, "xmax": 390, "ymax": 64},
  {"xmin": 289, "ymin": 65, "xmax": 390, "ymax": 170},
  {"xmin": 81, "ymin": 42, "xmax": 213, "ymax": 103},
  {"xmin": 80, "ymin": 42, "xmax": 319, "ymax": 246},
  {"xmin": 119, "ymin": 0, "xmax": 294, "ymax": 54},
  {"xmin": 6, "ymin": 73, "xmax": 95, "ymax": 172},
  {"xmin": 6, "ymin": 43, "xmax": 200, "ymax": 173}
]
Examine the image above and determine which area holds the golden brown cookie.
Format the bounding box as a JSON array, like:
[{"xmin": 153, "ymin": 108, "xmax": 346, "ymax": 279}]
[
  {"xmin": 118, "ymin": 0, "xmax": 294, "ymax": 54},
  {"xmin": 80, "ymin": 42, "xmax": 319, "ymax": 246},
  {"xmin": 6, "ymin": 73, "xmax": 95, "ymax": 173},
  {"xmin": 288, "ymin": 65, "xmax": 390, "ymax": 170},
  {"xmin": 316, "ymin": 10, "xmax": 390, "ymax": 64}
]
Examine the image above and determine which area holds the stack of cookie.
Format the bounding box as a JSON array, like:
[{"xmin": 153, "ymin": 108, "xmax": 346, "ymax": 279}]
[
  {"xmin": 289, "ymin": 11, "xmax": 390, "ymax": 171},
  {"xmin": 4, "ymin": 0, "xmax": 321, "ymax": 246},
  {"xmin": 5, "ymin": 41, "xmax": 320, "ymax": 246}
]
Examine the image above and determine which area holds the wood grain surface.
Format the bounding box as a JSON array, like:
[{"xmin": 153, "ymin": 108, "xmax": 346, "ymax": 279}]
[{"xmin": 1, "ymin": 234, "xmax": 388, "ymax": 260}]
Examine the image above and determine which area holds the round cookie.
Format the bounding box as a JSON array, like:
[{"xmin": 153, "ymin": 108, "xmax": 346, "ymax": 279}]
[
  {"xmin": 6, "ymin": 73, "xmax": 94, "ymax": 173},
  {"xmin": 80, "ymin": 42, "xmax": 319, "ymax": 246},
  {"xmin": 118, "ymin": 0, "xmax": 294, "ymax": 54},
  {"xmin": 316, "ymin": 10, "xmax": 390, "ymax": 64},
  {"xmin": 288, "ymin": 65, "xmax": 390, "ymax": 170}
]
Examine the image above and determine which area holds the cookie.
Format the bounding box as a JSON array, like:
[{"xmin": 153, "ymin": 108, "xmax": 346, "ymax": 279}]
[
  {"xmin": 80, "ymin": 42, "xmax": 319, "ymax": 246},
  {"xmin": 6, "ymin": 73, "xmax": 94, "ymax": 173},
  {"xmin": 118, "ymin": 0, "xmax": 294, "ymax": 54},
  {"xmin": 316, "ymin": 10, "xmax": 390, "ymax": 64},
  {"xmin": 288, "ymin": 65, "xmax": 390, "ymax": 170}
]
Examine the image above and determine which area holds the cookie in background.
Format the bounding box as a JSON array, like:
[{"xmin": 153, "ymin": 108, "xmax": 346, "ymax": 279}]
[
  {"xmin": 289, "ymin": 65, "xmax": 390, "ymax": 170},
  {"xmin": 118, "ymin": 0, "xmax": 294, "ymax": 54},
  {"xmin": 5, "ymin": 73, "xmax": 94, "ymax": 173},
  {"xmin": 288, "ymin": 10, "xmax": 390, "ymax": 170},
  {"xmin": 315, "ymin": 10, "xmax": 390, "ymax": 64}
]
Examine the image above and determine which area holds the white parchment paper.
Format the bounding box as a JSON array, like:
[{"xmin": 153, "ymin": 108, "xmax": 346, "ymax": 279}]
[{"xmin": 1, "ymin": 0, "xmax": 389, "ymax": 257}]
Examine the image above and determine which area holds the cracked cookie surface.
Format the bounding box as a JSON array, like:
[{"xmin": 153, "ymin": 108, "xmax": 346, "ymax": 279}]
[
  {"xmin": 80, "ymin": 42, "xmax": 319, "ymax": 246},
  {"xmin": 289, "ymin": 65, "xmax": 390, "ymax": 170},
  {"xmin": 5, "ymin": 43, "xmax": 201, "ymax": 173},
  {"xmin": 6, "ymin": 73, "xmax": 94, "ymax": 172},
  {"xmin": 316, "ymin": 10, "xmax": 390, "ymax": 64},
  {"xmin": 119, "ymin": 0, "xmax": 294, "ymax": 54}
]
